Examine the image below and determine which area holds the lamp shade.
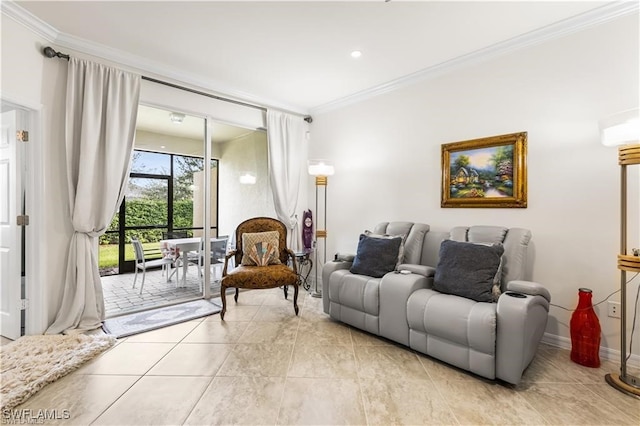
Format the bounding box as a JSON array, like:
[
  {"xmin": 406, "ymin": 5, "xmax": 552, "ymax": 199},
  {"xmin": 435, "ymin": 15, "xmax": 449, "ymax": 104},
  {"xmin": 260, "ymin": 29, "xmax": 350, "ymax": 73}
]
[
  {"xmin": 599, "ymin": 108, "xmax": 640, "ymax": 147},
  {"xmin": 308, "ymin": 159, "xmax": 335, "ymax": 177}
]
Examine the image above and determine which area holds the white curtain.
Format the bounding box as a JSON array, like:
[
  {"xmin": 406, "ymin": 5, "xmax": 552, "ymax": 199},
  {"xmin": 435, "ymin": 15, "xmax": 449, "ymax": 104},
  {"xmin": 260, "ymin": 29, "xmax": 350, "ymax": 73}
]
[
  {"xmin": 46, "ymin": 58, "xmax": 140, "ymax": 334},
  {"xmin": 267, "ymin": 110, "xmax": 306, "ymax": 251}
]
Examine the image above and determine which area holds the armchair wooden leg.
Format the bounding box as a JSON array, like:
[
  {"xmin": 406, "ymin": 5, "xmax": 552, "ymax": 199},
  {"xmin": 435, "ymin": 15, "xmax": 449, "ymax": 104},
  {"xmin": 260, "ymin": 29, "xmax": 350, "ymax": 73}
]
[
  {"xmin": 293, "ymin": 283, "xmax": 299, "ymax": 315},
  {"xmin": 234, "ymin": 288, "xmax": 239, "ymax": 303},
  {"xmin": 283, "ymin": 285, "xmax": 288, "ymax": 299},
  {"xmin": 220, "ymin": 285, "xmax": 227, "ymax": 320}
]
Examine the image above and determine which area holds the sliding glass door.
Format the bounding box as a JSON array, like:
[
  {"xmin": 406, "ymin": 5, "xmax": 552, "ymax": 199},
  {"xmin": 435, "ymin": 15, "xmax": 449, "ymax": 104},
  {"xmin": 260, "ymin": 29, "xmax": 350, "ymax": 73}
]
[
  {"xmin": 121, "ymin": 172, "xmax": 170, "ymax": 272},
  {"xmin": 109, "ymin": 151, "xmax": 218, "ymax": 274},
  {"xmin": 99, "ymin": 105, "xmax": 214, "ymax": 312},
  {"xmin": 99, "ymin": 101, "xmax": 266, "ymax": 316}
]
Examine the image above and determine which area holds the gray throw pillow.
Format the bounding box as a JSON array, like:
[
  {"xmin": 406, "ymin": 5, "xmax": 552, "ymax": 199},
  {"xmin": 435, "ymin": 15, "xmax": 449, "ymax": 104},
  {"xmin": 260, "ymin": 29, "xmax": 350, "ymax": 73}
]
[
  {"xmin": 350, "ymin": 234, "xmax": 402, "ymax": 278},
  {"xmin": 364, "ymin": 230, "xmax": 407, "ymax": 268},
  {"xmin": 433, "ymin": 240, "xmax": 505, "ymax": 302}
]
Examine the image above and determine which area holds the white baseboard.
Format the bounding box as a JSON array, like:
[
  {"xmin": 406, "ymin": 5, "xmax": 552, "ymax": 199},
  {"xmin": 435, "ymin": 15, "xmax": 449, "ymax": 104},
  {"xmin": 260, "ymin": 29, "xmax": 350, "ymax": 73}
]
[{"xmin": 542, "ymin": 332, "xmax": 640, "ymax": 369}]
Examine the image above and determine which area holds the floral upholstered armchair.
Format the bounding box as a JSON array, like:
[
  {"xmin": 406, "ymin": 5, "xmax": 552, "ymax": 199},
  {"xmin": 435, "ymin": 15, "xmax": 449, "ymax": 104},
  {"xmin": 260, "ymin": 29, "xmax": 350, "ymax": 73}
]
[{"xmin": 220, "ymin": 217, "xmax": 299, "ymax": 320}]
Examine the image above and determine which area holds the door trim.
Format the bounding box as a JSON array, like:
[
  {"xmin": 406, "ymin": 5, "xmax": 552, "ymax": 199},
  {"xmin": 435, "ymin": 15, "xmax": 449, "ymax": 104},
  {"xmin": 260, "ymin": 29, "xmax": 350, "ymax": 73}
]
[{"xmin": 1, "ymin": 97, "xmax": 46, "ymax": 335}]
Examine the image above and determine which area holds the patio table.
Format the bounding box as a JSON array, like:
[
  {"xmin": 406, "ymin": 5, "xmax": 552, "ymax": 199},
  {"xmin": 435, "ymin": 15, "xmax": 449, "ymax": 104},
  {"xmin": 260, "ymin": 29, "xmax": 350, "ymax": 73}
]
[{"xmin": 160, "ymin": 237, "xmax": 226, "ymax": 287}]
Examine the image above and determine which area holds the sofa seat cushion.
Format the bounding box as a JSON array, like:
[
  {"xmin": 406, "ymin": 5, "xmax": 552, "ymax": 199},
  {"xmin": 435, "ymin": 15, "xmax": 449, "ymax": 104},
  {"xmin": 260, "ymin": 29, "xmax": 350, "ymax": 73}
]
[
  {"xmin": 328, "ymin": 270, "xmax": 380, "ymax": 316},
  {"xmin": 407, "ymin": 289, "xmax": 496, "ymax": 356}
]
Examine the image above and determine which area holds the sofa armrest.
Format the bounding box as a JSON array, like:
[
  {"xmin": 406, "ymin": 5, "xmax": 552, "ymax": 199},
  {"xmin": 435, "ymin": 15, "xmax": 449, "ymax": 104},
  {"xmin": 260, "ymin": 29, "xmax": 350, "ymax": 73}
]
[
  {"xmin": 397, "ymin": 263, "xmax": 435, "ymax": 278},
  {"xmin": 322, "ymin": 260, "xmax": 353, "ymax": 314},
  {"xmin": 335, "ymin": 252, "xmax": 355, "ymax": 262},
  {"xmin": 496, "ymin": 287, "xmax": 550, "ymax": 384},
  {"xmin": 507, "ymin": 280, "xmax": 551, "ymax": 303},
  {"xmin": 379, "ymin": 272, "xmax": 429, "ymax": 346}
]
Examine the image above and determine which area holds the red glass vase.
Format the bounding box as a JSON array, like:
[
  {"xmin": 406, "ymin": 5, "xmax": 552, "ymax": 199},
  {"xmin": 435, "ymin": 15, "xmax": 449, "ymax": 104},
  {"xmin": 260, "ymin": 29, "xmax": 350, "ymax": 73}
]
[{"xmin": 570, "ymin": 288, "xmax": 601, "ymax": 367}]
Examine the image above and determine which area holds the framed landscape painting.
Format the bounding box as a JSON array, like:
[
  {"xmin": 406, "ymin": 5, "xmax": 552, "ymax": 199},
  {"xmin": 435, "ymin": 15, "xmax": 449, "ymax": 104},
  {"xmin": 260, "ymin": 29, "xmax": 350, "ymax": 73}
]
[{"xmin": 441, "ymin": 132, "xmax": 527, "ymax": 208}]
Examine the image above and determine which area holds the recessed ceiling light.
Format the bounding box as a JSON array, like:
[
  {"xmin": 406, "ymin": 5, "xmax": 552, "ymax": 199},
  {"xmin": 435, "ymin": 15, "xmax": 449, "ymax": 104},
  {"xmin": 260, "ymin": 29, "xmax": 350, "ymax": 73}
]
[
  {"xmin": 160, "ymin": 145, "xmax": 166, "ymax": 149},
  {"xmin": 351, "ymin": 50, "xmax": 362, "ymax": 59}
]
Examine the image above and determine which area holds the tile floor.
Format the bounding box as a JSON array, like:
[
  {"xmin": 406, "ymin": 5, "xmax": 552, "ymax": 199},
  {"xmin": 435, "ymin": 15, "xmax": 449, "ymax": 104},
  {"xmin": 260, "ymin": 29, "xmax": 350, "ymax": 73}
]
[{"xmin": 9, "ymin": 287, "xmax": 640, "ymax": 425}]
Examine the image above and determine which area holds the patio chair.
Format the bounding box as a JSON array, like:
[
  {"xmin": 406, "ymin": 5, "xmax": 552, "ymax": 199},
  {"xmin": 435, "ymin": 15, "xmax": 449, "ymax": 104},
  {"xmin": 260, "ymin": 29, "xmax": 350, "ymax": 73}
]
[
  {"xmin": 189, "ymin": 236, "xmax": 229, "ymax": 275},
  {"xmin": 212, "ymin": 236, "xmax": 229, "ymax": 281},
  {"xmin": 187, "ymin": 236, "xmax": 230, "ymax": 291},
  {"xmin": 201, "ymin": 236, "xmax": 229, "ymax": 282},
  {"xmin": 131, "ymin": 238, "xmax": 175, "ymax": 295},
  {"xmin": 220, "ymin": 217, "xmax": 299, "ymax": 320},
  {"xmin": 162, "ymin": 231, "xmax": 189, "ymax": 240},
  {"xmin": 161, "ymin": 230, "xmax": 191, "ymax": 281}
]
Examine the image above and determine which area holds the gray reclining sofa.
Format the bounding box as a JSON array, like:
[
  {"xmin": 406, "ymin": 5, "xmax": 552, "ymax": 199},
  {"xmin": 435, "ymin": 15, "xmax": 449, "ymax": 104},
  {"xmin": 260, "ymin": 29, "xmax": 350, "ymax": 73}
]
[{"xmin": 322, "ymin": 222, "xmax": 550, "ymax": 385}]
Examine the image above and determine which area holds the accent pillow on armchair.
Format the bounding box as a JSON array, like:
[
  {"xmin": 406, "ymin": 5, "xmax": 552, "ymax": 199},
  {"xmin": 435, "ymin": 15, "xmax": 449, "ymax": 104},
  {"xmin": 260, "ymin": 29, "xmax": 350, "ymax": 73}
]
[{"xmin": 240, "ymin": 231, "xmax": 281, "ymax": 266}]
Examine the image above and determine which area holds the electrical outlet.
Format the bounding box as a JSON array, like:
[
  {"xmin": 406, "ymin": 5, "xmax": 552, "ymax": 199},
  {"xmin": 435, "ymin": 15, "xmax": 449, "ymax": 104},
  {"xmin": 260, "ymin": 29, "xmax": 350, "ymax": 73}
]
[{"xmin": 608, "ymin": 301, "xmax": 621, "ymax": 318}]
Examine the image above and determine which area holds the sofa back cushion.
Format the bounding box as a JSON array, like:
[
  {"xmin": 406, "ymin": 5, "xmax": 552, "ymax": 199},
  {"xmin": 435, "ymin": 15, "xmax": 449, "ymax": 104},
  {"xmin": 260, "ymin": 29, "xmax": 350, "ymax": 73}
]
[
  {"xmin": 420, "ymin": 230, "xmax": 450, "ymax": 267},
  {"xmin": 373, "ymin": 222, "xmax": 429, "ymax": 264},
  {"xmin": 450, "ymin": 226, "xmax": 508, "ymax": 244},
  {"xmin": 449, "ymin": 226, "xmax": 531, "ymax": 291},
  {"xmin": 368, "ymin": 224, "xmax": 531, "ymax": 291}
]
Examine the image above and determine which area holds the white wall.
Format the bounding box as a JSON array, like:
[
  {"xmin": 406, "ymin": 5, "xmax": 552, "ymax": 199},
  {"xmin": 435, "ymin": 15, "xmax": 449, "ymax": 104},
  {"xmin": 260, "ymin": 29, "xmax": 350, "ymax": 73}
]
[
  {"xmin": 1, "ymin": 14, "xmax": 50, "ymax": 333},
  {"xmin": 310, "ymin": 14, "xmax": 639, "ymax": 356},
  {"xmin": 192, "ymin": 169, "xmax": 218, "ymax": 238},
  {"xmin": 218, "ymin": 131, "xmax": 277, "ymax": 238},
  {"xmin": 1, "ymin": 14, "xmax": 69, "ymax": 330},
  {"xmin": 1, "ymin": 14, "xmax": 45, "ymax": 105}
]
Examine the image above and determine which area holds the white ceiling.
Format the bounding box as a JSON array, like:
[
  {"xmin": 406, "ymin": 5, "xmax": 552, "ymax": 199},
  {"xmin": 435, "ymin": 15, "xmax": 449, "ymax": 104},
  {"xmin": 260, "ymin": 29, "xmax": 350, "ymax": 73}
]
[{"xmin": 11, "ymin": 1, "xmax": 625, "ymax": 114}]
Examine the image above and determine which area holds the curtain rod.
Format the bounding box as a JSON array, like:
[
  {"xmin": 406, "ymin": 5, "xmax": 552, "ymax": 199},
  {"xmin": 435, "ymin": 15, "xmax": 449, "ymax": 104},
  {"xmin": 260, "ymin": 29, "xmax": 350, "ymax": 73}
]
[{"xmin": 42, "ymin": 46, "xmax": 313, "ymax": 123}]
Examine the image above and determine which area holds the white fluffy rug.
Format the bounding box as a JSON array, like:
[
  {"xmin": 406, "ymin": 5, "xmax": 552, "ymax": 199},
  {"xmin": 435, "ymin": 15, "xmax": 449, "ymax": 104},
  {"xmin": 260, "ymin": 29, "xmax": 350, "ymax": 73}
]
[{"xmin": 0, "ymin": 333, "xmax": 116, "ymax": 410}]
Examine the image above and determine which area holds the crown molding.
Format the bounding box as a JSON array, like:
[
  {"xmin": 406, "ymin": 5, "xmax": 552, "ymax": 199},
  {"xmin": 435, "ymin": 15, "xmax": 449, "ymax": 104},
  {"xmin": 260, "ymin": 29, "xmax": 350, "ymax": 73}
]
[
  {"xmin": 54, "ymin": 31, "xmax": 306, "ymax": 113},
  {"xmin": 4, "ymin": 1, "xmax": 637, "ymax": 117},
  {"xmin": 2, "ymin": 1, "xmax": 309, "ymax": 116},
  {"xmin": 55, "ymin": 31, "xmax": 311, "ymax": 115},
  {"xmin": 311, "ymin": 1, "xmax": 640, "ymax": 115},
  {"xmin": 1, "ymin": 0, "xmax": 58, "ymax": 42}
]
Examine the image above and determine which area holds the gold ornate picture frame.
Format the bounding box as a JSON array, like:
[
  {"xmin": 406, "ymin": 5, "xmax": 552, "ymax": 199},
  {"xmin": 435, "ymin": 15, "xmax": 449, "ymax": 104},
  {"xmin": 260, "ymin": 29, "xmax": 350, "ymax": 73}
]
[{"xmin": 441, "ymin": 132, "xmax": 527, "ymax": 208}]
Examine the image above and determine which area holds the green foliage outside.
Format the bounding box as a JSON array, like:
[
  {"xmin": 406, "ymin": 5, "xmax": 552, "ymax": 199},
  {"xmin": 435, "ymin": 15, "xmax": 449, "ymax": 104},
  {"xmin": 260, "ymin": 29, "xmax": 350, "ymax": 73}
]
[
  {"xmin": 99, "ymin": 242, "xmax": 162, "ymax": 269},
  {"xmin": 99, "ymin": 244, "xmax": 124, "ymax": 269},
  {"xmin": 98, "ymin": 151, "xmax": 217, "ymax": 271},
  {"xmin": 100, "ymin": 199, "xmax": 193, "ymax": 245}
]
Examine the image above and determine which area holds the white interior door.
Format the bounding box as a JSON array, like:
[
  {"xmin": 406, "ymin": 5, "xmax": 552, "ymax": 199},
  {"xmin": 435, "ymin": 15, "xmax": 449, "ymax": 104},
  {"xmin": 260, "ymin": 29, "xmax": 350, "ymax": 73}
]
[{"xmin": 0, "ymin": 109, "xmax": 24, "ymax": 340}]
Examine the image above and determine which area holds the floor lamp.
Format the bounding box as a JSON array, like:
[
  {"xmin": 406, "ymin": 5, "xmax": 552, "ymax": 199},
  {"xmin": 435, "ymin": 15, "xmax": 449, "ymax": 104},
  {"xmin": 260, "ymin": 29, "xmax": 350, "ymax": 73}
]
[
  {"xmin": 308, "ymin": 159, "xmax": 334, "ymax": 298},
  {"xmin": 600, "ymin": 108, "xmax": 640, "ymax": 398}
]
